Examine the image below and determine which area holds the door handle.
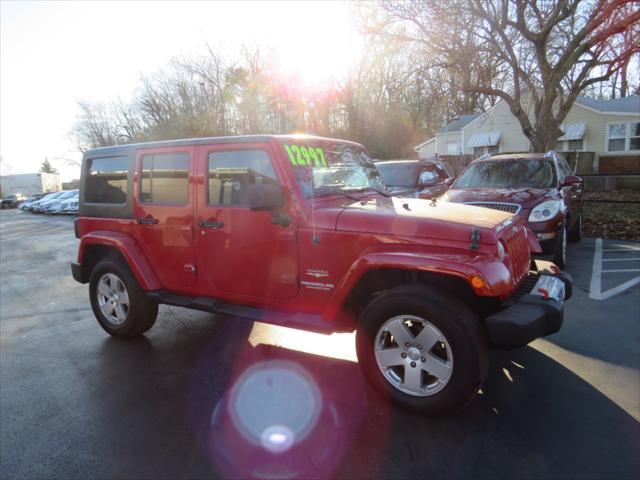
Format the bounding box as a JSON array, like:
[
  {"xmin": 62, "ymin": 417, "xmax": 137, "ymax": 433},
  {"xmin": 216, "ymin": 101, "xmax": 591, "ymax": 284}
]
[
  {"xmin": 137, "ymin": 216, "xmax": 159, "ymax": 225},
  {"xmin": 199, "ymin": 220, "xmax": 224, "ymax": 229}
]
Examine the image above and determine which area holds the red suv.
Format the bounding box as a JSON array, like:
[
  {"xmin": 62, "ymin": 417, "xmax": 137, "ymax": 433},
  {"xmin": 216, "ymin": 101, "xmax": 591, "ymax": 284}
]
[
  {"xmin": 444, "ymin": 152, "xmax": 583, "ymax": 268},
  {"xmin": 72, "ymin": 135, "xmax": 570, "ymax": 415}
]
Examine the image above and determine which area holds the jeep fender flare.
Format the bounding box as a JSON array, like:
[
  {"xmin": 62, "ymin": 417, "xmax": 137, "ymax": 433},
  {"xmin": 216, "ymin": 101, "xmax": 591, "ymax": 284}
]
[
  {"xmin": 77, "ymin": 231, "xmax": 161, "ymax": 291},
  {"xmin": 323, "ymin": 247, "xmax": 512, "ymax": 321}
]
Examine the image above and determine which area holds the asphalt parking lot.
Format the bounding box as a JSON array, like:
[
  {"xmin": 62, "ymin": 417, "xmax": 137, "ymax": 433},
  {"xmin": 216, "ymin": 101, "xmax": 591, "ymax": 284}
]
[{"xmin": 1, "ymin": 209, "xmax": 639, "ymax": 480}]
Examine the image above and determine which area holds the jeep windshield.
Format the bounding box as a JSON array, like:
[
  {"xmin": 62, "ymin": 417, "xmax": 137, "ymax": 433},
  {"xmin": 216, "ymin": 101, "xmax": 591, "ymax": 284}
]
[
  {"xmin": 453, "ymin": 158, "xmax": 556, "ymax": 188},
  {"xmin": 281, "ymin": 140, "xmax": 385, "ymax": 198}
]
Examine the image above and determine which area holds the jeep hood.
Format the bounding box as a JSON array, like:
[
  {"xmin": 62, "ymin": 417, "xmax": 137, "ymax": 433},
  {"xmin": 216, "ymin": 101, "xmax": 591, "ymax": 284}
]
[{"xmin": 335, "ymin": 196, "xmax": 514, "ymax": 244}]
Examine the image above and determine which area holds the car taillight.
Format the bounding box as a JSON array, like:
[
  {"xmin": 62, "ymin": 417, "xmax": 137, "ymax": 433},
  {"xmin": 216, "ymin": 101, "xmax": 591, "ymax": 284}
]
[{"xmin": 74, "ymin": 218, "xmax": 80, "ymax": 239}]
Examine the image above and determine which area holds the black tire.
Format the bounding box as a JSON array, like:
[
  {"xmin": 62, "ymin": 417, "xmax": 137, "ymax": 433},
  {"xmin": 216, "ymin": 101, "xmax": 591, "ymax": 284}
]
[
  {"xmin": 552, "ymin": 222, "xmax": 567, "ymax": 269},
  {"xmin": 89, "ymin": 257, "xmax": 158, "ymax": 338},
  {"xmin": 568, "ymin": 212, "xmax": 582, "ymax": 243},
  {"xmin": 355, "ymin": 284, "xmax": 489, "ymax": 416}
]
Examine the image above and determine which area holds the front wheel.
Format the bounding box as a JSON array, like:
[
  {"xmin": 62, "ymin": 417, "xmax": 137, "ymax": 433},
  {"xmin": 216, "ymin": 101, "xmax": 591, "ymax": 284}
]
[
  {"xmin": 552, "ymin": 223, "xmax": 567, "ymax": 269},
  {"xmin": 89, "ymin": 258, "xmax": 158, "ymax": 338},
  {"xmin": 356, "ymin": 284, "xmax": 489, "ymax": 415}
]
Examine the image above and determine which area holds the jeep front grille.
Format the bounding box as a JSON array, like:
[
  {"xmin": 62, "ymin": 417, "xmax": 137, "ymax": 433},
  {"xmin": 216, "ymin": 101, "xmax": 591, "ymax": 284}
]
[
  {"xmin": 463, "ymin": 202, "xmax": 521, "ymax": 214},
  {"xmin": 500, "ymin": 226, "xmax": 530, "ymax": 287}
]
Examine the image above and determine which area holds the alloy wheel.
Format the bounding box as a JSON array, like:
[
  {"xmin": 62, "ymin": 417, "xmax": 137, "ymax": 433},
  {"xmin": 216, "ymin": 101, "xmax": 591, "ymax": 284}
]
[
  {"xmin": 96, "ymin": 273, "xmax": 130, "ymax": 325},
  {"xmin": 374, "ymin": 315, "xmax": 453, "ymax": 396}
]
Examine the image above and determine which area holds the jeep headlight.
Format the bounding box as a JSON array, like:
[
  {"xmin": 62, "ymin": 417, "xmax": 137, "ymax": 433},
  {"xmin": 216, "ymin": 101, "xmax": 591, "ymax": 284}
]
[
  {"xmin": 497, "ymin": 241, "xmax": 506, "ymax": 260},
  {"xmin": 528, "ymin": 200, "xmax": 561, "ymax": 222}
]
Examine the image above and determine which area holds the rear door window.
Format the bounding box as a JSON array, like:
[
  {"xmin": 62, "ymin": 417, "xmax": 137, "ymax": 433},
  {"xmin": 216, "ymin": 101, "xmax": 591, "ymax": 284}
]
[{"xmin": 139, "ymin": 153, "xmax": 190, "ymax": 204}]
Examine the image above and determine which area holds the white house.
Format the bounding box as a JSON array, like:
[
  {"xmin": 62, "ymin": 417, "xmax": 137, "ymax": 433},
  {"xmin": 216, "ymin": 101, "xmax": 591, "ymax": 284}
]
[
  {"xmin": 414, "ymin": 96, "xmax": 640, "ymax": 173},
  {"xmin": 414, "ymin": 113, "xmax": 480, "ymax": 159}
]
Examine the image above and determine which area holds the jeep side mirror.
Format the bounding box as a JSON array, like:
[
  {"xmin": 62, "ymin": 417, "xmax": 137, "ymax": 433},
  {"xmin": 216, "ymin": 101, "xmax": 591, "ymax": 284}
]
[
  {"xmin": 248, "ymin": 184, "xmax": 285, "ymax": 211},
  {"xmin": 562, "ymin": 175, "xmax": 582, "ymax": 186}
]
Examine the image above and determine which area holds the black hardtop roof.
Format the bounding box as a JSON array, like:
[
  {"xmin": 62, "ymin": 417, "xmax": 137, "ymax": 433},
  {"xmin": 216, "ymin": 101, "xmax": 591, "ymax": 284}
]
[{"xmin": 83, "ymin": 134, "xmax": 365, "ymax": 158}]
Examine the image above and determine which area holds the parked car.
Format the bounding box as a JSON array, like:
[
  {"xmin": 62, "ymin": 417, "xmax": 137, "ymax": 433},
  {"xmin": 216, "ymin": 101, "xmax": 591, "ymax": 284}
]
[
  {"xmin": 42, "ymin": 189, "xmax": 79, "ymax": 214},
  {"xmin": 375, "ymin": 159, "xmax": 455, "ymax": 199},
  {"xmin": 19, "ymin": 193, "xmax": 46, "ymax": 211},
  {"xmin": 1, "ymin": 193, "xmax": 26, "ymax": 209},
  {"xmin": 60, "ymin": 194, "xmax": 79, "ymax": 214},
  {"xmin": 31, "ymin": 191, "xmax": 65, "ymax": 213},
  {"xmin": 71, "ymin": 135, "xmax": 570, "ymax": 416},
  {"xmin": 443, "ymin": 152, "xmax": 583, "ymax": 268}
]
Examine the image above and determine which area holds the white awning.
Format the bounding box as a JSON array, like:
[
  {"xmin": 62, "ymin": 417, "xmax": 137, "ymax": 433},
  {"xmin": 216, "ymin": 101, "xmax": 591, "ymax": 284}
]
[
  {"xmin": 558, "ymin": 123, "xmax": 586, "ymax": 141},
  {"xmin": 467, "ymin": 132, "xmax": 502, "ymax": 148}
]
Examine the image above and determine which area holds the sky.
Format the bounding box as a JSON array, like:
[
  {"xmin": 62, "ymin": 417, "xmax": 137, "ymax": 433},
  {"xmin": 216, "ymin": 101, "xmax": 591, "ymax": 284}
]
[{"xmin": 0, "ymin": 0, "xmax": 364, "ymax": 181}]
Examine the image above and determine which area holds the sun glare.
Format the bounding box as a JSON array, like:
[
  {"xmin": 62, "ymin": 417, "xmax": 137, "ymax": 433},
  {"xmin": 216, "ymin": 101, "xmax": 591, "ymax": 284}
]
[
  {"xmin": 271, "ymin": 2, "xmax": 362, "ymax": 89},
  {"xmin": 248, "ymin": 322, "xmax": 358, "ymax": 363}
]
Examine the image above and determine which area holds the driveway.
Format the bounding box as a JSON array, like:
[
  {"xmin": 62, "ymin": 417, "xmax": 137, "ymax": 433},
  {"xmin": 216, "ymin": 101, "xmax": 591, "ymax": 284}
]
[{"xmin": 1, "ymin": 210, "xmax": 638, "ymax": 479}]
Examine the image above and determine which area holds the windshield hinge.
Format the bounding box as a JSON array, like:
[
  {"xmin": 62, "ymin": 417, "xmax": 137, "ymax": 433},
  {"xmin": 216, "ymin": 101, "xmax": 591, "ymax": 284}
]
[{"xmin": 470, "ymin": 227, "xmax": 481, "ymax": 250}]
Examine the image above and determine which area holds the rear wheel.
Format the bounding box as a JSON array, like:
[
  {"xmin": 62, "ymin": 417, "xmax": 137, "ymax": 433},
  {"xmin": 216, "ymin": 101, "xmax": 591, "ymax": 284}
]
[
  {"xmin": 356, "ymin": 284, "xmax": 488, "ymax": 415},
  {"xmin": 89, "ymin": 258, "xmax": 158, "ymax": 338}
]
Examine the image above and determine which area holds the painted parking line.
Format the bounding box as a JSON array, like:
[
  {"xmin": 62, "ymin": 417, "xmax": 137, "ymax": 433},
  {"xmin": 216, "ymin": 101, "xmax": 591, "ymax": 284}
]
[
  {"xmin": 602, "ymin": 257, "xmax": 640, "ymax": 262},
  {"xmin": 589, "ymin": 238, "xmax": 640, "ymax": 301}
]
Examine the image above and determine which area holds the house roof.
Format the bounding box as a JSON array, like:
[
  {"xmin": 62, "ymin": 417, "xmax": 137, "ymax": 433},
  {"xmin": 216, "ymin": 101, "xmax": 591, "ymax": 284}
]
[
  {"xmin": 437, "ymin": 113, "xmax": 481, "ymax": 133},
  {"xmin": 576, "ymin": 95, "xmax": 640, "ymax": 114},
  {"xmin": 413, "ymin": 137, "xmax": 435, "ymax": 150}
]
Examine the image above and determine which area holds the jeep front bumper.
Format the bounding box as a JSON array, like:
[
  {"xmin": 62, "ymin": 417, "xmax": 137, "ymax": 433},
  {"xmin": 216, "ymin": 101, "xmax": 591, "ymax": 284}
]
[{"xmin": 485, "ymin": 262, "xmax": 571, "ymax": 349}]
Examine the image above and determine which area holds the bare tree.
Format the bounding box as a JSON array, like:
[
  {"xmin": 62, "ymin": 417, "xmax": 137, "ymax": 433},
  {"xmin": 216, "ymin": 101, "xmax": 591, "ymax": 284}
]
[
  {"xmin": 376, "ymin": 0, "xmax": 640, "ymax": 151},
  {"xmin": 71, "ymin": 36, "xmax": 511, "ymax": 157}
]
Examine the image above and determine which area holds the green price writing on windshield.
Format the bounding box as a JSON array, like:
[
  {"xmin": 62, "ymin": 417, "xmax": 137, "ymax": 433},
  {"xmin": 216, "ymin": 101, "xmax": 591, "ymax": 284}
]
[{"xmin": 284, "ymin": 144, "xmax": 328, "ymax": 167}]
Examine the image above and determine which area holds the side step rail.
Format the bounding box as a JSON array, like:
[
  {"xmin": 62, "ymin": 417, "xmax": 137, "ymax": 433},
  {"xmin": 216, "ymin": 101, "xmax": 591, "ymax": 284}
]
[{"xmin": 146, "ymin": 290, "xmax": 343, "ymax": 334}]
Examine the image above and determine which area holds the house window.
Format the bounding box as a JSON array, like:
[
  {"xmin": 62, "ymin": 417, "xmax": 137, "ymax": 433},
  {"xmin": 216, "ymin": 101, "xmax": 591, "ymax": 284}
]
[
  {"xmin": 608, "ymin": 121, "xmax": 640, "ymax": 152},
  {"xmin": 567, "ymin": 139, "xmax": 584, "ymax": 151},
  {"xmin": 608, "ymin": 123, "xmax": 627, "ymax": 152},
  {"xmin": 630, "ymin": 122, "xmax": 640, "ymax": 151},
  {"xmin": 445, "ymin": 142, "xmax": 458, "ymax": 155},
  {"xmin": 555, "ymin": 139, "xmax": 584, "ymax": 151},
  {"xmin": 473, "ymin": 145, "xmax": 498, "ymax": 157}
]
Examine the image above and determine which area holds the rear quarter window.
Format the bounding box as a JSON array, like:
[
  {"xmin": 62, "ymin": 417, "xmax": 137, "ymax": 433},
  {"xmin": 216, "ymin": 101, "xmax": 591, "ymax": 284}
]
[{"xmin": 85, "ymin": 156, "xmax": 128, "ymax": 204}]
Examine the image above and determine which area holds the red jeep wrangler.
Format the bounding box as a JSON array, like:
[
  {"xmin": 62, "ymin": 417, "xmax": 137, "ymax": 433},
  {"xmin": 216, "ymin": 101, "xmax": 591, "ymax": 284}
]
[{"xmin": 72, "ymin": 135, "xmax": 571, "ymax": 415}]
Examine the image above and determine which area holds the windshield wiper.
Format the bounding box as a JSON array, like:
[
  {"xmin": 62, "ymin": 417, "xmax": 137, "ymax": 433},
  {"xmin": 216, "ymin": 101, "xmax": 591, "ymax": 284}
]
[
  {"xmin": 314, "ymin": 186, "xmax": 361, "ymax": 201},
  {"xmin": 371, "ymin": 186, "xmax": 392, "ymax": 197},
  {"xmin": 352, "ymin": 185, "xmax": 391, "ymax": 197}
]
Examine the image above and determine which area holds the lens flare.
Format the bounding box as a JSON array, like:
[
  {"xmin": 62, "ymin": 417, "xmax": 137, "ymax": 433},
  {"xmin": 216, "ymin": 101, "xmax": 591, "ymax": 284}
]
[
  {"xmin": 189, "ymin": 322, "xmax": 390, "ymax": 480},
  {"xmin": 228, "ymin": 360, "xmax": 322, "ymax": 451},
  {"xmin": 261, "ymin": 425, "xmax": 295, "ymax": 453}
]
